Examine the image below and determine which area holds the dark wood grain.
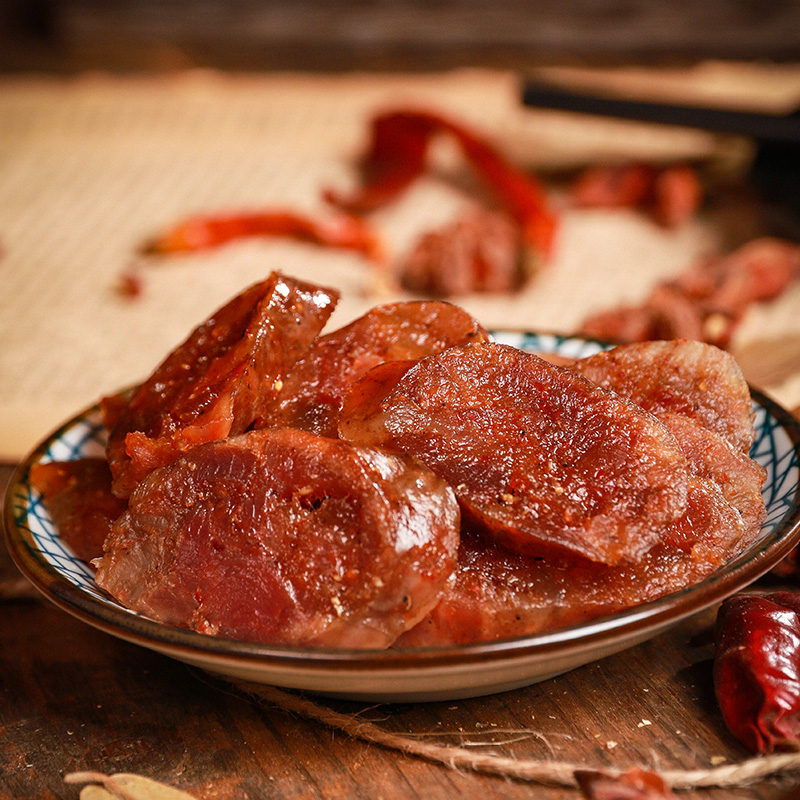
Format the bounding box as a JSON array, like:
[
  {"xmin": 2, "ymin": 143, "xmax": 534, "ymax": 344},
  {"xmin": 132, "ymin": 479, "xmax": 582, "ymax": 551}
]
[
  {"xmin": 3, "ymin": 462, "xmax": 800, "ymax": 800},
  {"xmin": 1, "ymin": 0, "xmax": 800, "ymax": 75}
]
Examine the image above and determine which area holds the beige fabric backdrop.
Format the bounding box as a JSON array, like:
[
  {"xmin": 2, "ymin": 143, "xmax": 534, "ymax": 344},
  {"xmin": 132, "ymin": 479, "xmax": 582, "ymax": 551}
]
[{"xmin": 1, "ymin": 67, "xmax": 798, "ymax": 460}]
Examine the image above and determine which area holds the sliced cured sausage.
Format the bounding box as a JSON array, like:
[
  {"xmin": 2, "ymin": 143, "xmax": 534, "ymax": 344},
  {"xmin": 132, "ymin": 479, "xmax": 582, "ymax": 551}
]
[
  {"xmin": 95, "ymin": 428, "xmax": 460, "ymax": 649},
  {"xmin": 257, "ymin": 300, "xmax": 488, "ymax": 437},
  {"xmin": 571, "ymin": 339, "xmax": 756, "ymax": 453},
  {"xmin": 104, "ymin": 273, "xmax": 339, "ymax": 497},
  {"xmin": 658, "ymin": 412, "xmax": 766, "ymax": 544},
  {"xmin": 396, "ymin": 476, "xmax": 747, "ymax": 647},
  {"xmin": 29, "ymin": 458, "xmax": 128, "ymax": 562},
  {"xmin": 340, "ymin": 341, "xmax": 689, "ymax": 565}
]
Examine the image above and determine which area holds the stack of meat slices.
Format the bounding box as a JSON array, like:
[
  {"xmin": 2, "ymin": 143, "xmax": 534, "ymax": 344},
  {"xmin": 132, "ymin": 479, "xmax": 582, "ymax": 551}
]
[
  {"xmin": 91, "ymin": 272, "xmax": 486, "ymax": 648},
  {"xmin": 371, "ymin": 339, "xmax": 766, "ymax": 647},
  {"xmin": 33, "ymin": 272, "xmax": 766, "ymax": 649}
]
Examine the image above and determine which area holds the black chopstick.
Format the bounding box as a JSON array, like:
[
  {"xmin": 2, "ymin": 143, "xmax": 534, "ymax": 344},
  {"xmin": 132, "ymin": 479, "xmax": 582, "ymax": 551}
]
[{"xmin": 521, "ymin": 82, "xmax": 800, "ymax": 144}]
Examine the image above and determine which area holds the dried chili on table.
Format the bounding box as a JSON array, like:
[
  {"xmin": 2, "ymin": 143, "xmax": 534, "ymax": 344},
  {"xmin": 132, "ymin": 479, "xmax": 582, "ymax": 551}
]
[
  {"xmin": 570, "ymin": 162, "xmax": 703, "ymax": 229},
  {"xmin": 575, "ymin": 768, "xmax": 678, "ymax": 799},
  {"xmin": 714, "ymin": 591, "xmax": 800, "ymax": 753},
  {"xmin": 142, "ymin": 209, "xmax": 384, "ymax": 262},
  {"xmin": 324, "ymin": 109, "xmax": 558, "ymax": 260}
]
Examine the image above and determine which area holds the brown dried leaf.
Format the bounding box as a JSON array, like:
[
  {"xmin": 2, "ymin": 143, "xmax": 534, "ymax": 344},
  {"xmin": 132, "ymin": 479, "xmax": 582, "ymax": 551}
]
[{"xmin": 65, "ymin": 771, "xmax": 196, "ymax": 800}]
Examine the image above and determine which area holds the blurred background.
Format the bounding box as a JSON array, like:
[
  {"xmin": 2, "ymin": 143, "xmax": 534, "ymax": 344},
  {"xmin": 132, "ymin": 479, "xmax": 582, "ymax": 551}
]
[{"xmin": 2, "ymin": 0, "xmax": 799, "ymax": 74}]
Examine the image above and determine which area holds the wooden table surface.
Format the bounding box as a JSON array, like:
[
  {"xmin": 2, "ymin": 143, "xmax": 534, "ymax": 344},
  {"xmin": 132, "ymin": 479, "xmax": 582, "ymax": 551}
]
[{"xmin": 2, "ymin": 406, "xmax": 800, "ymax": 800}]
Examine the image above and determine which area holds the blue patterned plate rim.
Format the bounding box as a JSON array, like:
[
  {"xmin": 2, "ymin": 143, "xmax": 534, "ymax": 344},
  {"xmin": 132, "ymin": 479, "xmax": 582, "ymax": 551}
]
[{"xmin": 4, "ymin": 331, "xmax": 800, "ymax": 674}]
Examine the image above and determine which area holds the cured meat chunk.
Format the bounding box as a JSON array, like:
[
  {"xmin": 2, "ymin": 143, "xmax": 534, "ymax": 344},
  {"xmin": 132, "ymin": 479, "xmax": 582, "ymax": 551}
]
[
  {"xmin": 658, "ymin": 412, "xmax": 766, "ymax": 544},
  {"xmin": 94, "ymin": 428, "xmax": 460, "ymax": 649},
  {"xmin": 571, "ymin": 340, "xmax": 756, "ymax": 453},
  {"xmin": 339, "ymin": 341, "xmax": 689, "ymax": 565},
  {"xmin": 396, "ymin": 476, "xmax": 747, "ymax": 647},
  {"xmin": 399, "ymin": 208, "xmax": 525, "ymax": 296},
  {"xmin": 29, "ymin": 458, "xmax": 128, "ymax": 562},
  {"xmin": 257, "ymin": 300, "xmax": 488, "ymax": 437},
  {"xmin": 104, "ymin": 273, "xmax": 339, "ymax": 498}
]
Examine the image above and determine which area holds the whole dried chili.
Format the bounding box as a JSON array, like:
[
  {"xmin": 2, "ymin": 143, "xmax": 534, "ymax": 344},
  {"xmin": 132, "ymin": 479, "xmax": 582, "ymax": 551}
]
[
  {"xmin": 142, "ymin": 209, "xmax": 384, "ymax": 262},
  {"xmin": 570, "ymin": 161, "xmax": 702, "ymax": 228},
  {"xmin": 324, "ymin": 111, "xmax": 437, "ymax": 213},
  {"xmin": 714, "ymin": 591, "xmax": 800, "ymax": 753},
  {"xmin": 324, "ymin": 109, "xmax": 558, "ymax": 260}
]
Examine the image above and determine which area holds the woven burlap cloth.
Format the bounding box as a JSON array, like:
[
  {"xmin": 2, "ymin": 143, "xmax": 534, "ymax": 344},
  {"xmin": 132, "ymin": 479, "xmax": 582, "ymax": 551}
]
[{"xmin": 2, "ymin": 65, "xmax": 799, "ymax": 460}]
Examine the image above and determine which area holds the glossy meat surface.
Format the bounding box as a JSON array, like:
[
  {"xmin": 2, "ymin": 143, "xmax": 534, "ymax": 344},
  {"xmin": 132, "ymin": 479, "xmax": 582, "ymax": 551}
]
[
  {"xmin": 658, "ymin": 412, "xmax": 766, "ymax": 543},
  {"xmin": 104, "ymin": 273, "xmax": 339, "ymax": 497},
  {"xmin": 399, "ymin": 209, "xmax": 525, "ymax": 296},
  {"xmin": 340, "ymin": 341, "xmax": 689, "ymax": 565},
  {"xmin": 571, "ymin": 340, "xmax": 755, "ymax": 453},
  {"xmin": 257, "ymin": 300, "xmax": 487, "ymax": 437},
  {"xmin": 29, "ymin": 458, "xmax": 128, "ymax": 562},
  {"xmin": 396, "ymin": 476, "xmax": 747, "ymax": 647},
  {"xmin": 95, "ymin": 428, "xmax": 460, "ymax": 649}
]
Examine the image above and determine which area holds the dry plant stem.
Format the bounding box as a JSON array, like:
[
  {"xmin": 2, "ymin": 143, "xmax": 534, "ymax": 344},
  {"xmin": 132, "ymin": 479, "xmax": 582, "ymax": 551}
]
[
  {"xmin": 233, "ymin": 681, "xmax": 800, "ymax": 791},
  {"xmin": 64, "ymin": 771, "xmax": 140, "ymax": 800}
]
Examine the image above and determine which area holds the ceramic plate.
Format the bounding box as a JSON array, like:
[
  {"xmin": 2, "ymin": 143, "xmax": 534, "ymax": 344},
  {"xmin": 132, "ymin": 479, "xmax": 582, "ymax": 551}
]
[{"xmin": 5, "ymin": 332, "xmax": 800, "ymax": 702}]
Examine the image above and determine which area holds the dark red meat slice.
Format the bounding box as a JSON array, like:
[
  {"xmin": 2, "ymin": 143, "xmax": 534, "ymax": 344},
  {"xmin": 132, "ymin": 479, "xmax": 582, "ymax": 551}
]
[
  {"xmin": 339, "ymin": 341, "xmax": 689, "ymax": 565},
  {"xmin": 658, "ymin": 412, "xmax": 766, "ymax": 544},
  {"xmin": 94, "ymin": 428, "xmax": 460, "ymax": 649},
  {"xmin": 570, "ymin": 161, "xmax": 703, "ymax": 230},
  {"xmin": 670, "ymin": 237, "xmax": 800, "ymax": 319},
  {"xmin": 396, "ymin": 476, "xmax": 747, "ymax": 647},
  {"xmin": 578, "ymin": 238, "xmax": 799, "ymax": 349},
  {"xmin": 571, "ymin": 339, "xmax": 756, "ymax": 453},
  {"xmin": 257, "ymin": 300, "xmax": 488, "ymax": 437},
  {"xmin": 29, "ymin": 458, "xmax": 128, "ymax": 562},
  {"xmin": 399, "ymin": 208, "xmax": 526, "ymax": 296},
  {"xmin": 103, "ymin": 273, "xmax": 339, "ymax": 498}
]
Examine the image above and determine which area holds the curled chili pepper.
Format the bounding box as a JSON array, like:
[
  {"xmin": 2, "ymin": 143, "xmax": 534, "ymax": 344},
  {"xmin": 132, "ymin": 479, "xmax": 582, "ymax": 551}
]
[
  {"xmin": 714, "ymin": 591, "xmax": 800, "ymax": 753},
  {"xmin": 141, "ymin": 209, "xmax": 385, "ymax": 262},
  {"xmin": 324, "ymin": 109, "xmax": 558, "ymax": 260}
]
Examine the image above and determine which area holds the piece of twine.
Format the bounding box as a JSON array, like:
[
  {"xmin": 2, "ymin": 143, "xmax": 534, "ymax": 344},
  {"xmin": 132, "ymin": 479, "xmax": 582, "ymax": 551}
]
[
  {"xmin": 7, "ymin": 574, "xmax": 800, "ymax": 791},
  {"xmin": 231, "ymin": 679, "xmax": 800, "ymax": 792}
]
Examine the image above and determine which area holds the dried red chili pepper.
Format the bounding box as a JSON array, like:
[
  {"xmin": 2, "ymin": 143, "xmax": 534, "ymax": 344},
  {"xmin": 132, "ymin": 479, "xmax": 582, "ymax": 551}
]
[
  {"xmin": 142, "ymin": 209, "xmax": 384, "ymax": 262},
  {"xmin": 575, "ymin": 768, "xmax": 678, "ymax": 799},
  {"xmin": 714, "ymin": 591, "xmax": 800, "ymax": 753},
  {"xmin": 579, "ymin": 236, "xmax": 800, "ymax": 349},
  {"xmin": 324, "ymin": 109, "xmax": 558, "ymax": 259},
  {"xmin": 325, "ymin": 111, "xmax": 437, "ymax": 213},
  {"xmin": 570, "ymin": 161, "xmax": 702, "ymax": 229}
]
